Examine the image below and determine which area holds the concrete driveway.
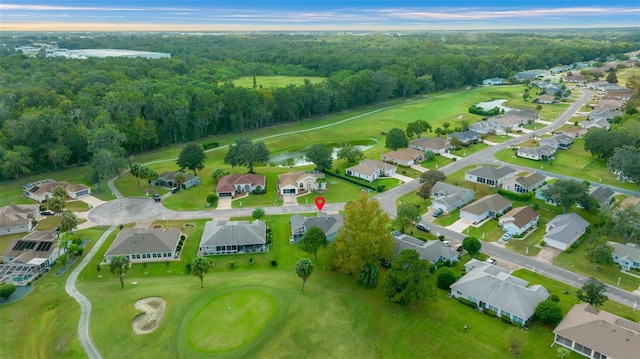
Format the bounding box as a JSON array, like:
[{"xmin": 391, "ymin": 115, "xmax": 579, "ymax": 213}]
[
  {"xmin": 216, "ymin": 198, "xmax": 232, "ymax": 210},
  {"xmin": 446, "ymin": 217, "xmax": 471, "ymax": 233},
  {"xmin": 390, "ymin": 173, "xmax": 413, "ymax": 183}
]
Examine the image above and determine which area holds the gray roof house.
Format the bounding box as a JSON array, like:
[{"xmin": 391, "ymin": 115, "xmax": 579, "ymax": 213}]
[
  {"xmin": 482, "ymin": 77, "xmax": 503, "ymax": 85},
  {"xmin": 430, "ymin": 181, "xmax": 475, "ymax": 213},
  {"xmin": 543, "ymin": 213, "xmax": 589, "ymax": 250},
  {"xmin": 104, "ymin": 228, "xmax": 182, "ymax": 263},
  {"xmin": 460, "ymin": 194, "xmax": 513, "ymax": 223},
  {"xmin": 450, "ymin": 259, "xmax": 549, "ymax": 326},
  {"xmin": 199, "ymin": 220, "xmax": 267, "ymax": 255},
  {"xmin": 1, "ymin": 231, "xmax": 60, "ymax": 286},
  {"xmin": 580, "ymin": 118, "xmax": 611, "ymax": 131},
  {"xmin": 289, "ymin": 213, "xmax": 344, "ymax": 243},
  {"xmin": 501, "ymin": 172, "xmax": 546, "ymax": 193},
  {"xmin": 393, "ymin": 232, "xmax": 459, "ymax": 264},
  {"xmin": 345, "ymin": 159, "xmax": 396, "ymax": 182},
  {"xmin": 469, "ymin": 120, "xmax": 503, "ymax": 135},
  {"xmin": 409, "ymin": 137, "xmax": 450, "ymax": 154},
  {"xmin": 539, "ymin": 134, "xmax": 573, "ymax": 150},
  {"xmin": 588, "ymin": 109, "xmax": 622, "ymax": 122},
  {"xmin": 155, "ymin": 171, "xmax": 201, "ymax": 189},
  {"xmin": 553, "ymin": 303, "xmax": 640, "ymax": 359},
  {"xmin": 465, "ymin": 166, "xmax": 518, "ymax": 187},
  {"xmin": 447, "ymin": 130, "xmax": 480, "ymax": 144},
  {"xmin": 0, "ymin": 204, "xmax": 39, "ymax": 234},
  {"xmin": 609, "ymin": 242, "xmax": 640, "ymax": 271},
  {"xmin": 516, "ymin": 145, "xmax": 556, "ymax": 161},
  {"xmin": 589, "ymin": 186, "xmax": 615, "ymax": 207}
]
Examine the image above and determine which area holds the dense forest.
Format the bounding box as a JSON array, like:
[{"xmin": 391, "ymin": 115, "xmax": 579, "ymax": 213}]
[{"xmin": 0, "ymin": 30, "xmax": 639, "ymax": 182}]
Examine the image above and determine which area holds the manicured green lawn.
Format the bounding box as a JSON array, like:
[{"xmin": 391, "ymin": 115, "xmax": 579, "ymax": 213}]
[
  {"xmin": 0, "ymin": 227, "xmax": 108, "ymax": 359},
  {"xmin": 232, "ymin": 76, "xmax": 326, "ymax": 88},
  {"xmin": 448, "ymin": 143, "xmax": 489, "ymax": 158},
  {"xmin": 396, "ymin": 191, "xmax": 431, "ymax": 215},
  {"xmin": 433, "ymin": 209, "xmax": 461, "ymax": 226},
  {"xmin": 65, "ymin": 200, "xmax": 90, "ymax": 212},
  {"xmin": 483, "ymin": 134, "xmax": 514, "ymax": 143},
  {"xmin": 419, "ymin": 153, "xmax": 454, "ymax": 170},
  {"xmin": 465, "ymin": 218, "xmax": 504, "ymax": 242},
  {"xmin": 297, "ymin": 177, "xmax": 371, "ymax": 205}
]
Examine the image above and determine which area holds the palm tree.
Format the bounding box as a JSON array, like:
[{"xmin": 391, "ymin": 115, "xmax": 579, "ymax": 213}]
[
  {"xmin": 252, "ymin": 208, "xmax": 265, "ymax": 220},
  {"xmin": 59, "ymin": 210, "xmax": 78, "ymax": 233},
  {"xmin": 295, "ymin": 258, "xmax": 315, "ymax": 291},
  {"xmin": 52, "ymin": 185, "xmax": 67, "ymax": 200},
  {"xmin": 130, "ymin": 163, "xmax": 142, "ymax": 187},
  {"xmin": 174, "ymin": 171, "xmax": 187, "ymax": 189},
  {"xmin": 109, "ymin": 256, "xmax": 130, "ymax": 289},
  {"xmin": 191, "ymin": 256, "xmax": 213, "ymax": 288},
  {"xmin": 147, "ymin": 169, "xmax": 159, "ymax": 190}
]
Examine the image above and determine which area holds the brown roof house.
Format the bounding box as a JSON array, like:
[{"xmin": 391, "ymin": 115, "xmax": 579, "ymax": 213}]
[
  {"xmin": 381, "ymin": 148, "xmax": 425, "ymax": 166},
  {"xmin": 409, "ymin": 137, "xmax": 450, "ymax": 154},
  {"xmin": 553, "ymin": 303, "xmax": 640, "ymax": 359},
  {"xmin": 23, "ymin": 179, "xmax": 91, "ymax": 202},
  {"xmin": 498, "ymin": 206, "xmax": 540, "ymax": 235},
  {"xmin": 104, "ymin": 228, "xmax": 182, "ymax": 263},
  {"xmin": 277, "ymin": 172, "xmax": 325, "ymax": 196},
  {"xmin": 216, "ymin": 174, "xmax": 266, "ymax": 198},
  {"xmin": 0, "ymin": 204, "xmax": 39, "ymax": 234},
  {"xmin": 501, "ymin": 172, "xmax": 546, "ymax": 193},
  {"xmin": 0, "ymin": 231, "xmax": 59, "ymax": 285},
  {"xmin": 345, "ymin": 159, "xmax": 396, "ymax": 182},
  {"xmin": 460, "ymin": 194, "xmax": 512, "ymax": 224}
]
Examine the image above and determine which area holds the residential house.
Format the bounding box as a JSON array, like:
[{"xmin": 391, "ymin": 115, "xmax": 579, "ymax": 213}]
[
  {"xmin": 198, "ymin": 220, "xmax": 268, "ymax": 255},
  {"xmin": 450, "ymin": 259, "xmax": 550, "ymax": 326},
  {"xmin": 602, "ymin": 88, "xmax": 632, "ymax": 101},
  {"xmin": 594, "ymin": 100, "xmax": 624, "ymax": 112},
  {"xmin": 409, "ymin": 137, "xmax": 450, "ymax": 154},
  {"xmin": 609, "ymin": 242, "xmax": 640, "ymax": 271},
  {"xmin": 563, "ymin": 73, "xmax": 586, "ymax": 85},
  {"xmin": 23, "ymin": 179, "xmax": 91, "ymax": 202},
  {"xmin": 561, "ymin": 127, "xmax": 588, "ymax": 139},
  {"xmin": 553, "ymin": 303, "xmax": 640, "ymax": 359},
  {"xmin": 580, "ymin": 118, "xmax": 611, "ymax": 131},
  {"xmin": 550, "ymin": 65, "xmax": 572, "ymax": 73},
  {"xmin": 289, "ymin": 213, "xmax": 344, "ymax": 243},
  {"xmin": 465, "ymin": 166, "xmax": 518, "ymax": 187},
  {"xmin": 482, "ymin": 77, "xmax": 503, "ymax": 85},
  {"xmin": 381, "ymin": 148, "xmax": 425, "ymax": 166},
  {"xmin": 469, "ymin": 120, "xmax": 504, "ymax": 135},
  {"xmin": 460, "ymin": 194, "xmax": 513, "ymax": 223},
  {"xmin": 0, "ymin": 204, "xmax": 39, "ymax": 234},
  {"xmin": 430, "ymin": 182, "xmax": 475, "ymax": 213},
  {"xmin": 535, "ymin": 94, "xmax": 557, "ymax": 104},
  {"xmin": 0, "ymin": 231, "xmax": 59, "ymax": 286},
  {"xmin": 154, "ymin": 171, "xmax": 200, "ymax": 189},
  {"xmin": 215, "ymin": 174, "xmax": 266, "ymax": 198},
  {"xmin": 543, "ymin": 213, "xmax": 589, "ymax": 250},
  {"xmin": 345, "ymin": 159, "xmax": 396, "ymax": 182},
  {"xmin": 586, "ymin": 80, "xmax": 611, "ymax": 91},
  {"xmin": 393, "ymin": 232, "xmax": 458, "ymax": 264},
  {"xmin": 516, "ymin": 145, "xmax": 556, "ymax": 161},
  {"xmin": 589, "ymin": 186, "xmax": 615, "ymax": 207},
  {"xmin": 587, "ymin": 109, "xmax": 622, "ymax": 122},
  {"xmin": 104, "ymin": 228, "xmax": 182, "ymax": 263},
  {"xmin": 501, "ymin": 172, "xmax": 546, "ymax": 193},
  {"xmin": 447, "ymin": 131, "xmax": 480, "ymax": 145},
  {"xmin": 515, "ymin": 70, "xmax": 544, "ymax": 81},
  {"xmin": 539, "ymin": 134, "xmax": 573, "ymax": 150},
  {"xmin": 499, "ymin": 206, "xmax": 540, "ymax": 235},
  {"xmin": 277, "ymin": 172, "xmax": 325, "ymax": 196},
  {"xmin": 619, "ymin": 196, "xmax": 640, "ymax": 211}
]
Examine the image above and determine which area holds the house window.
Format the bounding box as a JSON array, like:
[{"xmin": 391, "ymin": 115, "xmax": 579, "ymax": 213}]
[
  {"xmin": 633, "ymin": 262, "xmax": 640, "ymax": 267},
  {"xmin": 501, "ymin": 310, "xmax": 511, "ymax": 318},
  {"xmin": 555, "ymin": 335, "xmax": 572, "ymax": 348},
  {"xmin": 299, "ymin": 183, "xmax": 304, "ymax": 188},
  {"xmin": 573, "ymin": 343, "xmax": 591, "ymax": 357},
  {"xmin": 512, "ymin": 316, "xmax": 524, "ymax": 325},
  {"xmin": 477, "ymin": 177, "xmax": 486, "ymax": 184},
  {"xmin": 593, "ymin": 351, "xmax": 607, "ymax": 359}
]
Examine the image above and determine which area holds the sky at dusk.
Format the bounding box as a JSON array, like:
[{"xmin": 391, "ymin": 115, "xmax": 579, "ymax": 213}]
[{"xmin": 1, "ymin": 1, "xmax": 639, "ymax": 31}]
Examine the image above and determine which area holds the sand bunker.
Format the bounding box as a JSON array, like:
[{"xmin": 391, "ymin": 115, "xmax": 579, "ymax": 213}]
[{"xmin": 132, "ymin": 297, "xmax": 167, "ymax": 335}]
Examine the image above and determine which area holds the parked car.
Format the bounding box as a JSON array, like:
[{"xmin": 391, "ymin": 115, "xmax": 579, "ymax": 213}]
[
  {"xmin": 153, "ymin": 193, "xmax": 161, "ymax": 202},
  {"xmin": 442, "ymin": 240, "xmax": 451, "ymax": 247},
  {"xmin": 416, "ymin": 223, "xmax": 430, "ymax": 232},
  {"xmin": 432, "ymin": 208, "xmax": 444, "ymax": 217},
  {"xmin": 453, "ymin": 243, "xmax": 463, "ymax": 252},
  {"xmin": 40, "ymin": 210, "xmax": 55, "ymax": 216},
  {"xmin": 502, "ymin": 232, "xmax": 514, "ymax": 241},
  {"xmin": 54, "ymin": 226, "xmax": 61, "ymax": 232},
  {"xmin": 171, "ymin": 187, "xmax": 180, "ymax": 194},
  {"xmin": 486, "ymin": 258, "xmax": 497, "ymax": 265}
]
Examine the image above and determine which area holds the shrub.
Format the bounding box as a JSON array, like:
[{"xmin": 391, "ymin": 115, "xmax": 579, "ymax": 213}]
[
  {"xmin": 451, "ymin": 157, "xmax": 457, "ymax": 161},
  {"xmin": 202, "ymin": 142, "xmax": 219, "ymax": 150},
  {"xmin": 484, "ymin": 309, "xmax": 496, "ymax": 317},
  {"xmin": 180, "ymin": 235, "xmax": 186, "ymax": 241},
  {"xmin": 376, "ymin": 185, "xmax": 385, "ymax": 192},
  {"xmin": 540, "ymin": 241, "xmax": 546, "ymax": 246},
  {"xmin": 229, "ymin": 261, "xmax": 236, "ymax": 269},
  {"xmin": 550, "ymin": 294, "xmax": 560, "ymax": 302},
  {"xmin": 322, "ymin": 169, "xmax": 376, "ymax": 191},
  {"xmin": 185, "ymin": 263, "xmax": 191, "ymax": 273},
  {"xmin": 206, "ymin": 192, "xmax": 219, "ymax": 205},
  {"xmin": 501, "ymin": 315, "xmax": 512, "ymax": 324},
  {"xmin": 458, "ymin": 297, "xmax": 477, "ymax": 308},
  {"xmin": 249, "ymin": 257, "xmax": 255, "ymax": 265},
  {"xmin": 270, "ymin": 259, "xmax": 278, "ymax": 267},
  {"xmin": 436, "ymin": 268, "xmax": 458, "ymax": 290},
  {"xmin": 497, "ymin": 189, "xmax": 532, "ymax": 201}
]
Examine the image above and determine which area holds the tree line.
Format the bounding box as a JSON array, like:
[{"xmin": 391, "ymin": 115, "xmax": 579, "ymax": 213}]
[{"xmin": 1, "ymin": 31, "xmax": 638, "ymax": 181}]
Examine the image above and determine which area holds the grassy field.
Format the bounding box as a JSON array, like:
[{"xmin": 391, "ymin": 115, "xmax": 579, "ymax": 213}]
[
  {"xmin": 232, "ymin": 76, "xmax": 326, "ymax": 88},
  {"xmin": 0, "ymin": 227, "xmax": 108, "ymax": 359}
]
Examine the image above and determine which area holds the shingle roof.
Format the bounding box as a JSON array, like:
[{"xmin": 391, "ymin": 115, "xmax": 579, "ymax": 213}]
[
  {"xmin": 451, "ymin": 259, "xmax": 549, "ymax": 320},
  {"xmin": 158, "ymin": 171, "xmax": 199, "ymax": 183},
  {"xmin": 200, "ymin": 220, "xmax": 266, "ymax": 247},
  {"xmin": 517, "ymin": 145, "xmax": 557, "ymax": 157},
  {"xmin": 553, "ymin": 303, "xmax": 640, "ymax": 359},
  {"xmin": 216, "ymin": 174, "xmax": 266, "ymax": 193},
  {"xmin": 500, "ymin": 206, "xmax": 539, "ymax": 229},
  {"xmin": 382, "ymin": 148, "xmax": 424, "ymax": 162},
  {"xmin": 462, "ymin": 194, "xmax": 512, "ymax": 215},
  {"xmin": 589, "ymin": 186, "xmax": 614, "ymax": 205},
  {"xmin": 278, "ymin": 172, "xmax": 324, "ymax": 188},
  {"xmin": 515, "ymin": 173, "xmax": 546, "ymax": 189},
  {"xmin": 466, "ymin": 166, "xmax": 518, "ymax": 181},
  {"xmin": 409, "ymin": 137, "xmax": 449, "ymax": 151},
  {"xmin": 0, "ymin": 204, "xmax": 38, "ymax": 228},
  {"xmin": 290, "ymin": 213, "xmax": 343, "ymax": 238},
  {"xmin": 431, "ymin": 182, "xmax": 474, "ymax": 207},
  {"xmin": 106, "ymin": 228, "xmax": 181, "ymax": 256},
  {"xmin": 545, "ymin": 213, "xmax": 589, "ymax": 245},
  {"xmin": 2, "ymin": 231, "xmax": 56, "ymax": 259},
  {"xmin": 609, "ymin": 242, "xmax": 640, "ymax": 265},
  {"xmin": 448, "ymin": 130, "xmax": 479, "ymax": 141},
  {"xmin": 539, "ymin": 134, "xmax": 573, "ymax": 148},
  {"xmin": 346, "ymin": 159, "xmax": 396, "ymax": 177},
  {"xmin": 393, "ymin": 233, "xmax": 458, "ymax": 263}
]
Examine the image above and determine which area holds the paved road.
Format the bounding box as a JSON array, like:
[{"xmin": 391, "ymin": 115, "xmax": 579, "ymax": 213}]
[{"xmin": 65, "ymin": 226, "xmax": 116, "ymax": 359}]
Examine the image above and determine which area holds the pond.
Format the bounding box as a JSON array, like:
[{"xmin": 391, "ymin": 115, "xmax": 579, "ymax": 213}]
[
  {"xmin": 475, "ymin": 99, "xmax": 514, "ymax": 112},
  {"xmin": 268, "ymin": 139, "xmax": 378, "ymax": 167}
]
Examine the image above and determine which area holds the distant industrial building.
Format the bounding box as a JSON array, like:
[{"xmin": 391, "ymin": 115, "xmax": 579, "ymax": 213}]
[{"xmin": 46, "ymin": 48, "xmax": 171, "ymax": 59}]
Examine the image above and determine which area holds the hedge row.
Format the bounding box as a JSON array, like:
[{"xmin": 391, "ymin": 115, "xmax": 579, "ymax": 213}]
[
  {"xmin": 202, "ymin": 142, "xmax": 219, "ymax": 150},
  {"xmin": 458, "ymin": 297, "xmax": 477, "ymax": 309},
  {"xmin": 322, "ymin": 169, "xmax": 377, "ymax": 191},
  {"xmin": 497, "ymin": 189, "xmax": 533, "ymax": 201}
]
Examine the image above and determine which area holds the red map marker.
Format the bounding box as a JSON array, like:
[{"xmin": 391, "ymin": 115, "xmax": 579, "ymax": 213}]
[{"xmin": 315, "ymin": 197, "xmax": 325, "ymax": 211}]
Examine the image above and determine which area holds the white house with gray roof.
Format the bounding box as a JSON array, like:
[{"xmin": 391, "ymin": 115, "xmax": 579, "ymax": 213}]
[
  {"xmin": 199, "ymin": 220, "xmax": 267, "ymax": 255},
  {"xmin": 516, "ymin": 145, "xmax": 556, "ymax": 161},
  {"xmin": 543, "ymin": 213, "xmax": 589, "ymax": 250},
  {"xmin": 392, "ymin": 232, "xmax": 459, "ymax": 264},
  {"xmin": 460, "ymin": 194, "xmax": 512, "ymax": 223},
  {"xmin": 0, "ymin": 204, "xmax": 38, "ymax": 234},
  {"xmin": 589, "ymin": 186, "xmax": 615, "ymax": 207},
  {"xmin": 447, "ymin": 130, "xmax": 480, "ymax": 145},
  {"xmin": 499, "ymin": 206, "xmax": 540, "ymax": 235},
  {"xmin": 553, "ymin": 303, "xmax": 640, "ymax": 359},
  {"xmin": 104, "ymin": 228, "xmax": 182, "ymax": 263},
  {"xmin": 289, "ymin": 213, "xmax": 343, "ymax": 243},
  {"xmin": 430, "ymin": 182, "xmax": 475, "ymax": 213},
  {"xmin": 465, "ymin": 166, "xmax": 517, "ymax": 187},
  {"xmin": 450, "ymin": 259, "xmax": 549, "ymax": 326},
  {"xmin": 609, "ymin": 242, "xmax": 640, "ymax": 271},
  {"xmin": 345, "ymin": 159, "xmax": 396, "ymax": 182},
  {"xmin": 539, "ymin": 134, "xmax": 573, "ymax": 150}
]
